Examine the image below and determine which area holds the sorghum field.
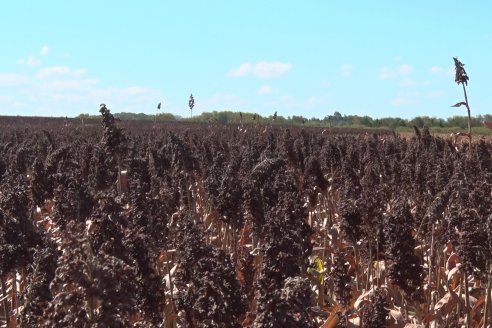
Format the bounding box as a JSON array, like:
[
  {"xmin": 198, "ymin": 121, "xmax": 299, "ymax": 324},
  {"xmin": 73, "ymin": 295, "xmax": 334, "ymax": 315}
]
[{"xmin": 1, "ymin": 110, "xmax": 492, "ymax": 328}]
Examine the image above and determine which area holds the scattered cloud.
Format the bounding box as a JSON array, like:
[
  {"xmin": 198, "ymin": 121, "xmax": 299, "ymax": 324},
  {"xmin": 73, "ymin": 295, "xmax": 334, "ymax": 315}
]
[
  {"xmin": 258, "ymin": 85, "xmax": 272, "ymax": 95},
  {"xmin": 198, "ymin": 93, "xmax": 247, "ymax": 111},
  {"xmin": 208, "ymin": 93, "xmax": 239, "ymax": 103},
  {"xmin": 265, "ymin": 95, "xmax": 325, "ymax": 111},
  {"xmin": 391, "ymin": 92, "xmax": 420, "ymax": 107},
  {"xmin": 122, "ymin": 86, "xmax": 153, "ymax": 96},
  {"xmin": 229, "ymin": 61, "xmax": 292, "ymax": 78},
  {"xmin": 17, "ymin": 55, "xmax": 41, "ymax": 67},
  {"xmin": 426, "ymin": 91, "xmax": 445, "ymax": 98},
  {"xmin": 0, "ymin": 73, "xmax": 31, "ymax": 87},
  {"xmin": 398, "ymin": 78, "xmax": 417, "ymax": 87},
  {"xmin": 397, "ymin": 64, "xmax": 413, "ymax": 75},
  {"xmin": 378, "ymin": 64, "xmax": 414, "ymax": 80},
  {"xmin": 0, "ymin": 97, "xmax": 25, "ymax": 111},
  {"xmin": 1, "ymin": 61, "xmax": 161, "ymax": 116},
  {"xmin": 429, "ymin": 66, "xmax": 441, "ymax": 74},
  {"xmin": 89, "ymin": 86, "xmax": 160, "ymax": 102},
  {"xmin": 320, "ymin": 80, "xmax": 332, "ymax": 88},
  {"xmin": 73, "ymin": 68, "xmax": 87, "ymax": 77},
  {"xmin": 378, "ymin": 68, "xmax": 393, "ymax": 80},
  {"xmin": 35, "ymin": 66, "xmax": 72, "ymax": 79},
  {"xmin": 340, "ymin": 64, "xmax": 354, "ymax": 78},
  {"xmin": 40, "ymin": 45, "xmax": 50, "ymax": 56},
  {"xmin": 41, "ymin": 78, "xmax": 100, "ymax": 91},
  {"xmin": 429, "ymin": 66, "xmax": 453, "ymax": 77},
  {"xmin": 391, "ymin": 97, "xmax": 415, "ymax": 107},
  {"xmin": 35, "ymin": 66, "xmax": 88, "ymax": 80},
  {"xmin": 306, "ymin": 96, "xmax": 325, "ymax": 107}
]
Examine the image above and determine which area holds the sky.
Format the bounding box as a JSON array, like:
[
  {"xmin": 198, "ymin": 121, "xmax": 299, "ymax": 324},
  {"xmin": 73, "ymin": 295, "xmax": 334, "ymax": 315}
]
[{"xmin": 0, "ymin": 1, "xmax": 491, "ymax": 119}]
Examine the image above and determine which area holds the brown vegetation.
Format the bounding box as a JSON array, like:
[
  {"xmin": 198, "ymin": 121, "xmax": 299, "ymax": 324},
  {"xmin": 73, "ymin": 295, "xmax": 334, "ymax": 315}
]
[{"xmin": 1, "ymin": 114, "xmax": 491, "ymax": 327}]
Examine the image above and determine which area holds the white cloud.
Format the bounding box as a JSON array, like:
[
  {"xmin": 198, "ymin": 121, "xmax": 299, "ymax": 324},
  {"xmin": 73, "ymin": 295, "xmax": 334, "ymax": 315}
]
[
  {"xmin": 89, "ymin": 86, "xmax": 160, "ymax": 100},
  {"xmin": 391, "ymin": 92, "xmax": 420, "ymax": 106},
  {"xmin": 229, "ymin": 61, "xmax": 292, "ymax": 78},
  {"xmin": 265, "ymin": 95, "xmax": 325, "ymax": 111},
  {"xmin": 391, "ymin": 97, "xmax": 415, "ymax": 106},
  {"xmin": 429, "ymin": 66, "xmax": 442, "ymax": 74},
  {"xmin": 2, "ymin": 57, "xmax": 163, "ymax": 116},
  {"xmin": 197, "ymin": 93, "xmax": 247, "ymax": 111},
  {"xmin": 42, "ymin": 78, "xmax": 100, "ymax": 91},
  {"xmin": 73, "ymin": 68, "xmax": 87, "ymax": 77},
  {"xmin": 378, "ymin": 67, "xmax": 394, "ymax": 80},
  {"xmin": 340, "ymin": 64, "xmax": 354, "ymax": 78},
  {"xmin": 229, "ymin": 63, "xmax": 252, "ymax": 77},
  {"xmin": 209, "ymin": 93, "xmax": 243, "ymax": 105},
  {"xmin": 397, "ymin": 64, "xmax": 413, "ymax": 75},
  {"xmin": 426, "ymin": 91, "xmax": 445, "ymax": 98},
  {"xmin": 0, "ymin": 73, "xmax": 30, "ymax": 87},
  {"xmin": 40, "ymin": 46, "xmax": 50, "ymax": 56},
  {"xmin": 429, "ymin": 66, "xmax": 453, "ymax": 77},
  {"xmin": 35, "ymin": 66, "xmax": 71, "ymax": 79},
  {"xmin": 398, "ymin": 78, "xmax": 417, "ymax": 87},
  {"xmin": 378, "ymin": 64, "xmax": 414, "ymax": 80},
  {"xmin": 306, "ymin": 96, "xmax": 324, "ymax": 106},
  {"xmin": 35, "ymin": 66, "xmax": 89, "ymax": 79},
  {"xmin": 320, "ymin": 80, "xmax": 332, "ymax": 88},
  {"xmin": 258, "ymin": 85, "xmax": 272, "ymax": 95},
  {"xmin": 122, "ymin": 86, "xmax": 154, "ymax": 96},
  {"xmin": 17, "ymin": 55, "xmax": 41, "ymax": 67}
]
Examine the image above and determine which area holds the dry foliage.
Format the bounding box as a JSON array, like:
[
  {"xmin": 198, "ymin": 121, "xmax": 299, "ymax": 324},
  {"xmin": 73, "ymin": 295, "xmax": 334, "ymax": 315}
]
[{"xmin": 0, "ymin": 114, "xmax": 492, "ymax": 327}]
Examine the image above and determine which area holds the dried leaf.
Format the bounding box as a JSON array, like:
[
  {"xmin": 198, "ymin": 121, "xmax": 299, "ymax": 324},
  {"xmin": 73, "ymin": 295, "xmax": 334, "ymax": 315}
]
[
  {"xmin": 354, "ymin": 289, "xmax": 373, "ymax": 309},
  {"xmin": 239, "ymin": 223, "xmax": 252, "ymax": 247},
  {"xmin": 447, "ymin": 265, "xmax": 461, "ymax": 290},
  {"xmin": 434, "ymin": 291, "xmax": 460, "ymax": 317},
  {"xmin": 320, "ymin": 305, "xmax": 341, "ymax": 328},
  {"xmin": 450, "ymin": 102, "xmax": 467, "ymax": 108},
  {"xmin": 470, "ymin": 294, "xmax": 486, "ymax": 320},
  {"xmin": 164, "ymin": 264, "xmax": 177, "ymax": 290},
  {"xmin": 388, "ymin": 308, "xmax": 405, "ymax": 325},
  {"xmin": 8, "ymin": 317, "xmax": 18, "ymax": 328},
  {"xmin": 446, "ymin": 253, "xmax": 461, "ymax": 271}
]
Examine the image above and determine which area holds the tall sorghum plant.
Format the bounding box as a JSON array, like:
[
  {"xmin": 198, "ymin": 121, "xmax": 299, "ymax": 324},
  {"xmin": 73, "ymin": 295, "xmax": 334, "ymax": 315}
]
[
  {"xmin": 451, "ymin": 57, "xmax": 471, "ymax": 144},
  {"xmin": 188, "ymin": 94, "xmax": 195, "ymax": 118},
  {"xmin": 99, "ymin": 104, "xmax": 126, "ymax": 194}
]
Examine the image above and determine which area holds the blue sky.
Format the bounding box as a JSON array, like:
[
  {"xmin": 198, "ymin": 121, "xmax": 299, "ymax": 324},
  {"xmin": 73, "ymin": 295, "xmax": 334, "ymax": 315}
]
[{"xmin": 0, "ymin": 1, "xmax": 490, "ymax": 119}]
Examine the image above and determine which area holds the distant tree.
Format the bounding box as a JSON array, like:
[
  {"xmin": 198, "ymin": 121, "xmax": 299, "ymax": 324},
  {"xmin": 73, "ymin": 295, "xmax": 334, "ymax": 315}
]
[
  {"xmin": 409, "ymin": 117, "xmax": 424, "ymax": 128},
  {"xmin": 216, "ymin": 111, "xmax": 229, "ymax": 124},
  {"xmin": 483, "ymin": 114, "xmax": 492, "ymax": 123},
  {"xmin": 308, "ymin": 117, "xmax": 321, "ymax": 126},
  {"xmin": 351, "ymin": 115, "xmax": 361, "ymax": 126},
  {"xmin": 291, "ymin": 115, "xmax": 306, "ymax": 125},
  {"xmin": 360, "ymin": 116, "xmax": 373, "ymax": 127},
  {"xmin": 447, "ymin": 116, "xmax": 468, "ymax": 129},
  {"xmin": 155, "ymin": 113, "xmax": 177, "ymax": 122}
]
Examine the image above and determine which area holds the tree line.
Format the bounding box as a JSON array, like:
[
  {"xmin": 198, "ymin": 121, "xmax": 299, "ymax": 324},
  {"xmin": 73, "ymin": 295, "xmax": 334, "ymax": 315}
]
[{"xmin": 77, "ymin": 110, "xmax": 492, "ymax": 130}]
